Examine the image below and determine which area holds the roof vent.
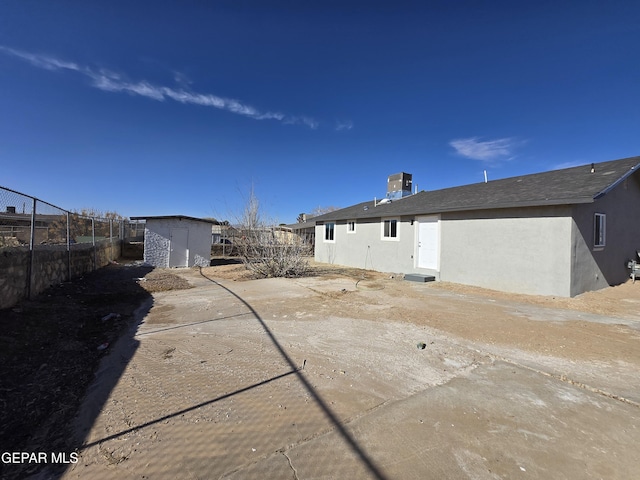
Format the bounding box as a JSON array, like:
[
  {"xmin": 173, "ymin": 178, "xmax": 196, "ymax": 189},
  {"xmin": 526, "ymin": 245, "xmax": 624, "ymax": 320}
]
[{"xmin": 590, "ymin": 163, "xmax": 595, "ymax": 173}]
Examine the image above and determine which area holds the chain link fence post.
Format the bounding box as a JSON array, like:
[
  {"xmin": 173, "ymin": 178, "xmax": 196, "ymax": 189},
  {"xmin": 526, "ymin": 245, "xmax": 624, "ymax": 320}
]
[
  {"xmin": 66, "ymin": 211, "xmax": 71, "ymax": 280},
  {"xmin": 27, "ymin": 197, "xmax": 36, "ymax": 299},
  {"xmin": 91, "ymin": 217, "xmax": 96, "ymax": 271},
  {"xmin": 109, "ymin": 218, "xmax": 113, "ymax": 262}
]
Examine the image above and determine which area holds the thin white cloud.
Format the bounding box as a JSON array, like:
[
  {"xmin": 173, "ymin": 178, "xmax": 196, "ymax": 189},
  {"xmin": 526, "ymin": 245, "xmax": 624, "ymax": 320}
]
[
  {"xmin": 173, "ymin": 71, "xmax": 192, "ymax": 88},
  {"xmin": 0, "ymin": 46, "xmax": 319, "ymax": 128},
  {"xmin": 450, "ymin": 137, "xmax": 519, "ymax": 162},
  {"xmin": 0, "ymin": 45, "xmax": 81, "ymax": 72},
  {"xmin": 285, "ymin": 116, "xmax": 319, "ymax": 129},
  {"xmin": 335, "ymin": 120, "xmax": 353, "ymax": 131}
]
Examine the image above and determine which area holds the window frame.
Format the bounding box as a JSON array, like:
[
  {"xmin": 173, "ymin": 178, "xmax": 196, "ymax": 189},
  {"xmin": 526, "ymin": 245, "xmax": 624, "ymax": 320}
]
[
  {"xmin": 347, "ymin": 220, "xmax": 357, "ymax": 234},
  {"xmin": 324, "ymin": 222, "xmax": 335, "ymax": 243},
  {"xmin": 381, "ymin": 218, "xmax": 399, "ymax": 241},
  {"xmin": 594, "ymin": 213, "xmax": 606, "ymax": 248}
]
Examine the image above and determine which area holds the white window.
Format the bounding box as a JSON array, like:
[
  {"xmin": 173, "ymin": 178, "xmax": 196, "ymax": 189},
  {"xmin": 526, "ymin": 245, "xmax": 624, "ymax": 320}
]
[
  {"xmin": 347, "ymin": 220, "xmax": 356, "ymax": 233},
  {"xmin": 594, "ymin": 213, "xmax": 606, "ymax": 247},
  {"xmin": 382, "ymin": 218, "xmax": 399, "ymax": 240},
  {"xmin": 324, "ymin": 222, "xmax": 335, "ymax": 242}
]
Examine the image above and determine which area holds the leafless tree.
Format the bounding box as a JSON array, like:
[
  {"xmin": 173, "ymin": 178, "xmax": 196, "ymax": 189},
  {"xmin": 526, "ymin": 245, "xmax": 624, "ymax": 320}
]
[
  {"xmin": 236, "ymin": 188, "xmax": 309, "ymax": 278},
  {"xmin": 47, "ymin": 209, "xmax": 126, "ymax": 244},
  {"xmin": 309, "ymin": 205, "xmax": 340, "ymax": 217}
]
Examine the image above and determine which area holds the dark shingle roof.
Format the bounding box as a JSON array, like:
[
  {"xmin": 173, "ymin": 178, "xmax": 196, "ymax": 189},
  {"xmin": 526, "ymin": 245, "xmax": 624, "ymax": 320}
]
[
  {"xmin": 285, "ymin": 219, "xmax": 316, "ymax": 230},
  {"xmin": 312, "ymin": 156, "xmax": 640, "ymax": 222}
]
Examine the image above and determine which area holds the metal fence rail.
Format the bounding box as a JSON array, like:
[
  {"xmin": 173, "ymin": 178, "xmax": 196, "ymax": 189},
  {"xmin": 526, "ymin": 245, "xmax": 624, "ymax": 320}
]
[{"xmin": 0, "ymin": 185, "xmax": 134, "ymax": 308}]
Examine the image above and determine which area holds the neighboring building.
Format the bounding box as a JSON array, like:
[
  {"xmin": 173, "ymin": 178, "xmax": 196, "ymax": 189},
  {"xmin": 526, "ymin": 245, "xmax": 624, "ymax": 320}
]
[
  {"xmin": 207, "ymin": 219, "xmax": 235, "ymax": 245},
  {"xmin": 130, "ymin": 215, "xmax": 217, "ymax": 268},
  {"xmin": 0, "ymin": 209, "xmax": 68, "ymax": 245},
  {"xmin": 313, "ymin": 157, "xmax": 640, "ymax": 297},
  {"xmin": 211, "ymin": 222, "xmax": 223, "ymax": 244},
  {"xmin": 286, "ymin": 214, "xmax": 316, "ymax": 252}
]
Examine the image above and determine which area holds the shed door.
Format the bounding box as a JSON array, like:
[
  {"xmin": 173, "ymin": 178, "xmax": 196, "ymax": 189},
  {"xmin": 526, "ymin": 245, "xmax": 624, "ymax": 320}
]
[
  {"xmin": 169, "ymin": 228, "xmax": 189, "ymax": 267},
  {"xmin": 417, "ymin": 216, "xmax": 439, "ymax": 270}
]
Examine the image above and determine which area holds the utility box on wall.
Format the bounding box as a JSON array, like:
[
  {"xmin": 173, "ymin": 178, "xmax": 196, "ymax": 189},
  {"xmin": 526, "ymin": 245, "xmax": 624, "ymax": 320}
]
[{"xmin": 130, "ymin": 215, "xmax": 218, "ymax": 268}]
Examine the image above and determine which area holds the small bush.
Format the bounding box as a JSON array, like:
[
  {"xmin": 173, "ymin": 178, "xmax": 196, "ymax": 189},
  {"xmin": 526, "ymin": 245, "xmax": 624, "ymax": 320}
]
[{"xmin": 238, "ymin": 232, "xmax": 309, "ymax": 278}]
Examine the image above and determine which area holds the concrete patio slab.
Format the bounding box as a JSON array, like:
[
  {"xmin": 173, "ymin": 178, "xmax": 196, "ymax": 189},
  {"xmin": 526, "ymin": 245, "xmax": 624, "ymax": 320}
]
[{"xmin": 59, "ymin": 268, "xmax": 640, "ymax": 479}]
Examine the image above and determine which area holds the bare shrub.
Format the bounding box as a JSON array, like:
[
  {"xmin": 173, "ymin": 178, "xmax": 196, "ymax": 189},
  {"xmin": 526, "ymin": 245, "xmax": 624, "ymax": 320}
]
[
  {"xmin": 0, "ymin": 234, "xmax": 21, "ymax": 248},
  {"xmin": 236, "ymin": 189, "xmax": 309, "ymax": 278}
]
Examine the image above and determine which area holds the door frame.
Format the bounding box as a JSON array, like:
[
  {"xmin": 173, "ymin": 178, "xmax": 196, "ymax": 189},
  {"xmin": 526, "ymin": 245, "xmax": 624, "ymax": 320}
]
[{"xmin": 415, "ymin": 215, "xmax": 440, "ymax": 271}]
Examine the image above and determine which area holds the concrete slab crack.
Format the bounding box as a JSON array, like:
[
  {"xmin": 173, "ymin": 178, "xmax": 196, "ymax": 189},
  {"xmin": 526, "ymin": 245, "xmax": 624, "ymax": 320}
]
[
  {"xmin": 487, "ymin": 353, "xmax": 640, "ymax": 408},
  {"xmin": 283, "ymin": 451, "xmax": 300, "ymax": 480}
]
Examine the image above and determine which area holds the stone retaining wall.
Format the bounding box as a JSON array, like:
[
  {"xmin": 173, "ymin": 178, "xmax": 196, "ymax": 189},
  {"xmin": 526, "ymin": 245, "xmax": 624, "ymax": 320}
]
[
  {"xmin": 0, "ymin": 247, "xmax": 30, "ymax": 310},
  {"xmin": 0, "ymin": 240, "xmax": 122, "ymax": 310}
]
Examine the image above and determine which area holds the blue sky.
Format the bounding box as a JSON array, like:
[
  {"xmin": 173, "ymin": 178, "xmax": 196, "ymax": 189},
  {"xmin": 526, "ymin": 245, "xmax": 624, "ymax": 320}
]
[{"xmin": 1, "ymin": 1, "xmax": 639, "ymax": 224}]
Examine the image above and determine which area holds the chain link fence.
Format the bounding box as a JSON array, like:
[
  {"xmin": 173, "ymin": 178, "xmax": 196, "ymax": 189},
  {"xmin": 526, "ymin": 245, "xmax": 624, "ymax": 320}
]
[
  {"xmin": 0, "ymin": 186, "xmax": 131, "ymax": 309},
  {"xmin": 211, "ymin": 227, "xmax": 314, "ymax": 258},
  {"xmin": 0, "ymin": 188, "xmax": 34, "ymax": 248}
]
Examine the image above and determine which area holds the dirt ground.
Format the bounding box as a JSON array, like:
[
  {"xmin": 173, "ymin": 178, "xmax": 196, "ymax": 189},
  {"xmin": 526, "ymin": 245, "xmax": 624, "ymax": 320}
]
[
  {"xmin": 2, "ymin": 258, "xmax": 640, "ymax": 479},
  {"xmin": 0, "ymin": 262, "xmax": 192, "ymax": 480},
  {"xmin": 211, "ymin": 259, "xmax": 640, "ymax": 364}
]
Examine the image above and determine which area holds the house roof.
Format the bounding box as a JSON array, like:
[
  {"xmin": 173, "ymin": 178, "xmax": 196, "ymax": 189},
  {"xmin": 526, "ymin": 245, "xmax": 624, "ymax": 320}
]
[
  {"xmin": 312, "ymin": 156, "xmax": 640, "ymax": 222},
  {"xmin": 129, "ymin": 215, "xmax": 220, "ymax": 225},
  {"xmin": 285, "ymin": 218, "xmax": 317, "ymax": 231}
]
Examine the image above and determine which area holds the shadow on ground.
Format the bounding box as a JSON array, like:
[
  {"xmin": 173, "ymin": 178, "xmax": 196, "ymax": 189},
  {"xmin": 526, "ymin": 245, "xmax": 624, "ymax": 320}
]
[
  {"xmin": 60, "ymin": 266, "xmax": 388, "ymax": 479},
  {"xmin": 210, "ymin": 257, "xmax": 243, "ymax": 267},
  {"xmin": 195, "ymin": 268, "xmax": 389, "ymax": 480},
  {"xmin": 0, "ymin": 263, "xmax": 155, "ymax": 480}
]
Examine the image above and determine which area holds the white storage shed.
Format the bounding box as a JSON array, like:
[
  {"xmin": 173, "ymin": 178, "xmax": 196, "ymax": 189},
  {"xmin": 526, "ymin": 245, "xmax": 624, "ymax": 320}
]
[{"xmin": 130, "ymin": 215, "xmax": 217, "ymax": 268}]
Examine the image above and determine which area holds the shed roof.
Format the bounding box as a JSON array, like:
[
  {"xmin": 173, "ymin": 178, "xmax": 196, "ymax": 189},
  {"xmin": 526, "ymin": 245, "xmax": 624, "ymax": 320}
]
[
  {"xmin": 312, "ymin": 156, "xmax": 640, "ymax": 222},
  {"xmin": 129, "ymin": 215, "xmax": 220, "ymax": 225}
]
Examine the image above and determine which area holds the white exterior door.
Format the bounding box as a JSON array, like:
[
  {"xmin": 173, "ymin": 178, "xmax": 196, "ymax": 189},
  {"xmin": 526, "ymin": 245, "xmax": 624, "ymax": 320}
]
[
  {"xmin": 169, "ymin": 228, "xmax": 189, "ymax": 267},
  {"xmin": 417, "ymin": 216, "xmax": 439, "ymax": 270}
]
